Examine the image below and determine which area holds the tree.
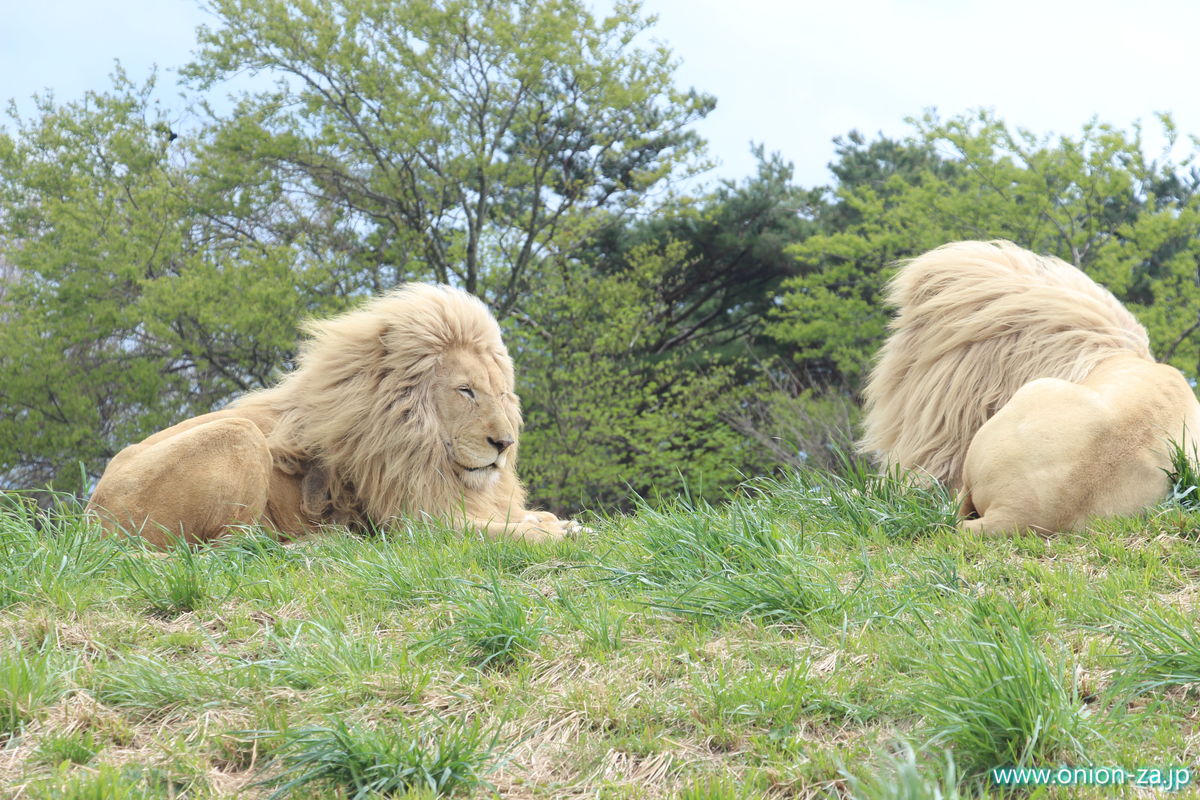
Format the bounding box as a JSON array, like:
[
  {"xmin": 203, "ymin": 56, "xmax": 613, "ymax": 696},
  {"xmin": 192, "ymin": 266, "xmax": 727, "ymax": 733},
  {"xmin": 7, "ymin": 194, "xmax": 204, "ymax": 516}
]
[
  {"xmin": 768, "ymin": 112, "xmax": 1200, "ymax": 388},
  {"xmin": 582, "ymin": 147, "xmax": 813, "ymax": 360},
  {"xmin": 0, "ymin": 73, "xmax": 342, "ymax": 492},
  {"xmin": 765, "ymin": 130, "xmax": 957, "ymax": 388},
  {"xmin": 512, "ymin": 238, "xmax": 766, "ymax": 513},
  {"xmin": 183, "ymin": 0, "xmax": 714, "ymax": 313}
]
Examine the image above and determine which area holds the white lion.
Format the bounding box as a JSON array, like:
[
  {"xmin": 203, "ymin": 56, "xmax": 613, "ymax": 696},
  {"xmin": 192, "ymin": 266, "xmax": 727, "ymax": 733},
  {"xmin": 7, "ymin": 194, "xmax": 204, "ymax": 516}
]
[
  {"xmin": 88, "ymin": 284, "xmax": 578, "ymax": 546},
  {"xmin": 861, "ymin": 240, "xmax": 1200, "ymax": 533}
]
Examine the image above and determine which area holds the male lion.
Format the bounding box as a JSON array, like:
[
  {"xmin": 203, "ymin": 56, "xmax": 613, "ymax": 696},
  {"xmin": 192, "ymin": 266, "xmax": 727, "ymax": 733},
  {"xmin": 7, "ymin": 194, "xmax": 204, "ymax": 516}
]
[
  {"xmin": 861, "ymin": 240, "xmax": 1200, "ymax": 534},
  {"xmin": 87, "ymin": 284, "xmax": 578, "ymax": 546}
]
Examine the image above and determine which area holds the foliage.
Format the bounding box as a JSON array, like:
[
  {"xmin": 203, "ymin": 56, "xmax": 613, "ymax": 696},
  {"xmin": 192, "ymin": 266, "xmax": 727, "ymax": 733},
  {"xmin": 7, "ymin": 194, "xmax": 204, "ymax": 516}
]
[
  {"xmin": 511, "ymin": 150, "xmax": 817, "ymax": 511},
  {"xmin": 911, "ymin": 597, "xmax": 1094, "ymax": 778},
  {"xmin": 33, "ymin": 730, "xmax": 102, "ymax": 768},
  {"xmin": 1164, "ymin": 438, "xmax": 1200, "ymax": 509},
  {"xmin": 769, "ymin": 111, "xmax": 1200, "ymax": 387},
  {"xmin": 1105, "ymin": 602, "xmax": 1200, "ymax": 697},
  {"xmin": 253, "ymin": 716, "xmax": 499, "ymax": 799},
  {"xmin": 725, "ymin": 375, "xmax": 859, "ymax": 472},
  {"xmin": 0, "ymin": 492, "xmax": 121, "ymax": 610},
  {"xmin": 843, "ymin": 745, "xmax": 961, "ymax": 800},
  {"xmin": 119, "ymin": 540, "xmax": 239, "ymax": 618},
  {"xmin": 513, "ymin": 236, "xmax": 768, "ymax": 512},
  {"xmin": 27, "ymin": 764, "xmax": 178, "ymax": 800},
  {"xmin": 583, "ymin": 148, "xmax": 812, "ymax": 357},
  {"xmin": 87, "ymin": 652, "xmax": 235, "ymax": 713},
  {"xmin": 183, "ymin": 0, "xmax": 713, "ymax": 312},
  {"xmin": 434, "ymin": 574, "xmax": 549, "ymax": 668},
  {"xmin": 0, "ymin": 641, "xmax": 68, "ymax": 737},
  {"xmin": 0, "ymin": 73, "xmax": 342, "ymax": 492},
  {"xmin": 761, "ymin": 459, "xmax": 959, "ymax": 541}
]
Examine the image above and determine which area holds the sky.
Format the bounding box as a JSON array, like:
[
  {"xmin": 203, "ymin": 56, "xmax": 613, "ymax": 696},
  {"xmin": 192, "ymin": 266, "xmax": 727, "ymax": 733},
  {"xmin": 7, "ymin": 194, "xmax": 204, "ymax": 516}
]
[{"xmin": 1, "ymin": 0, "xmax": 1197, "ymax": 188}]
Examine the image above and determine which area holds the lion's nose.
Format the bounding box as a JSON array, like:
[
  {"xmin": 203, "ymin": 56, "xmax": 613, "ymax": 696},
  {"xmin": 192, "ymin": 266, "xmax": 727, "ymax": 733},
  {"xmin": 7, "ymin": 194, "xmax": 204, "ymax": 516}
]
[{"xmin": 488, "ymin": 435, "xmax": 514, "ymax": 453}]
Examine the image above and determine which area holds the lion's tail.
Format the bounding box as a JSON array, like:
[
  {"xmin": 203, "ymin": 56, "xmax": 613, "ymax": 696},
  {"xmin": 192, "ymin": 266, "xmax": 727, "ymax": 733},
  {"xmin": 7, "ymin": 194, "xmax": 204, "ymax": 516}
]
[{"xmin": 859, "ymin": 240, "xmax": 1152, "ymax": 487}]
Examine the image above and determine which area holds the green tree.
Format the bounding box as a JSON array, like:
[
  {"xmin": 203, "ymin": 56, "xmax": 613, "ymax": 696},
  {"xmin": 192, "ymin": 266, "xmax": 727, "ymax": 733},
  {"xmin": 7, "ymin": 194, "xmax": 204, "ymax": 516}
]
[
  {"xmin": 769, "ymin": 111, "xmax": 1200, "ymax": 388},
  {"xmin": 765, "ymin": 130, "xmax": 956, "ymax": 387},
  {"xmin": 0, "ymin": 74, "xmax": 340, "ymax": 492},
  {"xmin": 512, "ymin": 238, "xmax": 765, "ymax": 513},
  {"xmin": 584, "ymin": 148, "xmax": 812, "ymax": 359},
  {"xmin": 183, "ymin": 0, "xmax": 713, "ymax": 313},
  {"xmin": 509, "ymin": 151, "xmax": 824, "ymax": 509}
]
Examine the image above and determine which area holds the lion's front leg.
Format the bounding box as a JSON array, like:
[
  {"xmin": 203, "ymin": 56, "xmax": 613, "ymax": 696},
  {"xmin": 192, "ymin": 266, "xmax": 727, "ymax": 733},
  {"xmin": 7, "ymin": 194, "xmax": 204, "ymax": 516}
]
[{"xmin": 472, "ymin": 510, "xmax": 581, "ymax": 543}]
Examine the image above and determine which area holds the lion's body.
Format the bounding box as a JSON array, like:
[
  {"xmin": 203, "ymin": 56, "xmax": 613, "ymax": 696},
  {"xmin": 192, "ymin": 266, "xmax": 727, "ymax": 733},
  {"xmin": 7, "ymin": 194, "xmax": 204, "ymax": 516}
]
[
  {"xmin": 861, "ymin": 240, "xmax": 1200, "ymax": 534},
  {"xmin": 87, "ymin": 285, "xmax": 575, "ymax": 546}
]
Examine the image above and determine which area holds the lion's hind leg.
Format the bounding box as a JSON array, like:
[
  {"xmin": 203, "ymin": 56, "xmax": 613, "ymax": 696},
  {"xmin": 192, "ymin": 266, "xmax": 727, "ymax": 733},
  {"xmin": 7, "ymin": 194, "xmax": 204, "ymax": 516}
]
[
  {"xmin": 957, "ymin": 507, "xmax": 1040, "ymax": 535},
  {"xmin": 956, "ymin": 376, "xmax": 1109, "ymax": 536},
  {"xmin": 954, "ymin": 489, "xmax": 1031, "ymax": 534},
  {"xmin": 87, "ymin": 417, "xmax": 272, "ymax": 548}
]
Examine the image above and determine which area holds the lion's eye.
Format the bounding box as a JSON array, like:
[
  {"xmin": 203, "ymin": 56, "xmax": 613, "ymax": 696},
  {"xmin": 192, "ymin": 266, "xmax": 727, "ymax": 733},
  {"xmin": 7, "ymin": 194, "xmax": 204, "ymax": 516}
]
[{"xmin": 458, "ymin": 386, "xmax": 475, "ymax": 400}]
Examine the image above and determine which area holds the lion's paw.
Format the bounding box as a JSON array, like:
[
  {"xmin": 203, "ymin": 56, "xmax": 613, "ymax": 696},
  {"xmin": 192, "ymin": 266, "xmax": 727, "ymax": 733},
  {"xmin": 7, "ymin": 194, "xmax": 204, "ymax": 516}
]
[
  {"xmin": 560, "ymin": 518, "xmax": 589, "ymax": 537},
  {"xmin": 518, "ymin": 514, "xmax": 588, "ymax": 542}
]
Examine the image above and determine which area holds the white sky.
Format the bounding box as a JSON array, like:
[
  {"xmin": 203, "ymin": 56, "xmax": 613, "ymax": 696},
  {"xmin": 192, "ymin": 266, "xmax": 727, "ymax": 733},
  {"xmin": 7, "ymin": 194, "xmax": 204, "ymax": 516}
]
[{"xmin": 1, "ymin": 0, "xmax": 1197, "ymax": 188}]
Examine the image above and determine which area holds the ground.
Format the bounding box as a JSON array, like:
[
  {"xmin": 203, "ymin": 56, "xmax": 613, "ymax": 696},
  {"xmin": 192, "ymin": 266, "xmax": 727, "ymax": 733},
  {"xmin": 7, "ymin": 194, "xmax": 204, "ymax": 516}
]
[{"xmin": 1, "ymin": 467, "xmax": 1198, "ymax": 798}]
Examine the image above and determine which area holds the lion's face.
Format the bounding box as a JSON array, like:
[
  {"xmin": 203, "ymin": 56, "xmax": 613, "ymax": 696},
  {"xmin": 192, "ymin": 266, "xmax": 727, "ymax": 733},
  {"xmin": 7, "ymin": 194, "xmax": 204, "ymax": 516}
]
[{"xmin": 432, "ymin": 348, "xmax": 521, "ymax": 491}]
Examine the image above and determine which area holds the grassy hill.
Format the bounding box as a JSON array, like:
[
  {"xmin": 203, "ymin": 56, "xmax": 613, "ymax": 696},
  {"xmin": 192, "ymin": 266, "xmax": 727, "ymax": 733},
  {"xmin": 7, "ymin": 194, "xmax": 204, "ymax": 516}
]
[{"xmin": 1, "ymin": 468, "xmax": 1198, "ymax": 798}]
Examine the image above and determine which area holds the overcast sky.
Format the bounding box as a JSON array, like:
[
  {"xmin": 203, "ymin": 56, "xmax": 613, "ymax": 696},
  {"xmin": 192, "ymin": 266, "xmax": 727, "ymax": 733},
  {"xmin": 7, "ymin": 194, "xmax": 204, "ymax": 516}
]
[{"xmin": 2, "ymin": 0, "xmax": 1197, "ymax": 188}]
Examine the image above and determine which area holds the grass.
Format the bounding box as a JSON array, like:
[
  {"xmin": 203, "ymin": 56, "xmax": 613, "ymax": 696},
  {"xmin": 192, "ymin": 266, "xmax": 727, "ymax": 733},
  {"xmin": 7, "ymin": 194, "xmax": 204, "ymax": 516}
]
[
  {"xmin": 32, "ymin": 729, "xmax": 101, "ymax": 767},
  {"xmin": 119, "ymin": 537, "xmax": 240, "ymax": 618},
  {"xmin": 250, "ymin": 716, "xmax": 499, "ymax": 799},
  {"xmin": 909, "ymin": 597, "xmax": 1094, "ymax": 777},
  {"xmin": 1164, "ymin": 438, "xmax": 1200, "ymax": 510},
  {"xmin": 842, "ymin": 744, "xmax": 962, "ymax": 800},
  {"xmin": 0, "ymin": 642, "xmax": 69, "ymax": 738},
  {"xmin": 1, "ymin": 465, "xmax": 1199, "ymax": 798},
  {"xmin": 432, "ymin": 574, "xmax": 550, "ymax": 668},
  {"xmin": 1104, "ymin": 602, "xmax": 1200, "ymax": 697},
  {"xmin": 0, "ymin": 493, "xmax": 121, "ymax": 611},
  {"xmin": 247, "ymin": 619, "xmax": 398, "ymax": 691}
]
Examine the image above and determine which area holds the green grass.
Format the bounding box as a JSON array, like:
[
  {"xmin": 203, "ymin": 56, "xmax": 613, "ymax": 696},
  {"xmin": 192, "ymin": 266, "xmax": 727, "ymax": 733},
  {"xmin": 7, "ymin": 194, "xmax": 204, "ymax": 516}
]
[
  {"xmin": 842, "ymin": 744, "xmax": 963, "ymax": 800},
  {"xmin": 87, "ymin": 652, "xmax": 240, "ymax": 715},
  {"xmin": 0, "ymin": 493, "xmax": 120, "ymax": 611},
  {"xmin": 1104, "ymin": 602, "xmax": 1200, "ymax": 697},
  {"xmin": 1, "ymin": 466, "xmax": 1198, "ymax": 798},
  {"xmin": 27, "ymin": 762, "xmax": 210, "ymax": 800},
  {"xmin": 119, "ymin": 538, "xmax": 240, "ymax": 618},
  {"xmin": 32, "ymin": 730, "xmax": 101, "ymax": 767},
  {"xmin": 909, "ymin": 597, "xmax": 1094, "ymax": 777},
  {"xmin": 1164, "ymin": 438, "xmax": 1200, "ymax": 510},
  {"xmin": 0, "ymin": 641, "xmax": 69, "ymax": 738},
  {"xmin": 251, "ymin": 716, "xmax": 498, "ymax": 799},
  {"xmin": 432, "ymin": 574, "xmax": 550, "ymax": 668}
]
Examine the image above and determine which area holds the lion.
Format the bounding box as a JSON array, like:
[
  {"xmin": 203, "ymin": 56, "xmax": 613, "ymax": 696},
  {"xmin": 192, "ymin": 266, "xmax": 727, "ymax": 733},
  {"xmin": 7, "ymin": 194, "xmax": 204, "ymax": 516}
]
[
  {"xmin": 860, "ymin": 240, "xmax": 1200, "ymax": 534},
  {"xmin": 86, "ymin": 284, "xmax": 579, "ymax": 546}
]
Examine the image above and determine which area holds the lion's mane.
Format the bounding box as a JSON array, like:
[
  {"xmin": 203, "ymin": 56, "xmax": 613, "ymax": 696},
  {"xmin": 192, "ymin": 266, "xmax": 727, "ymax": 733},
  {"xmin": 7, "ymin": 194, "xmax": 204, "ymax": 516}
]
[
  {"xmin": 860, "ymin": 240, "xmax": 1152, "ymax": 487},
  {"xmin": 233, "ymin": 284, "xmax": 522, "ymax": 526}
]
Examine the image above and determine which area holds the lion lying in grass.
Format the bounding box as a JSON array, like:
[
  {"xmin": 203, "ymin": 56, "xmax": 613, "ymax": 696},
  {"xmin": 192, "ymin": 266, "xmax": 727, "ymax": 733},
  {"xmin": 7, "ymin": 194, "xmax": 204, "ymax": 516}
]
[
  {"xmin": 861, "ymin": 240, "xmax": 1200, "ymax": 534},
  {"xmin": 87, "ymin": 285, "xmax": 578, "ymax": 546}
]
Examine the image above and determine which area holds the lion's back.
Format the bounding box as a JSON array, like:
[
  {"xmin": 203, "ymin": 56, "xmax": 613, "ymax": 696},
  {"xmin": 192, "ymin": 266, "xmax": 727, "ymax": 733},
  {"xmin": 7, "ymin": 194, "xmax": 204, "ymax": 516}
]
[{"xmin": 860, "ymin": 240, "xmax": 1152, "ymax": 487}]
